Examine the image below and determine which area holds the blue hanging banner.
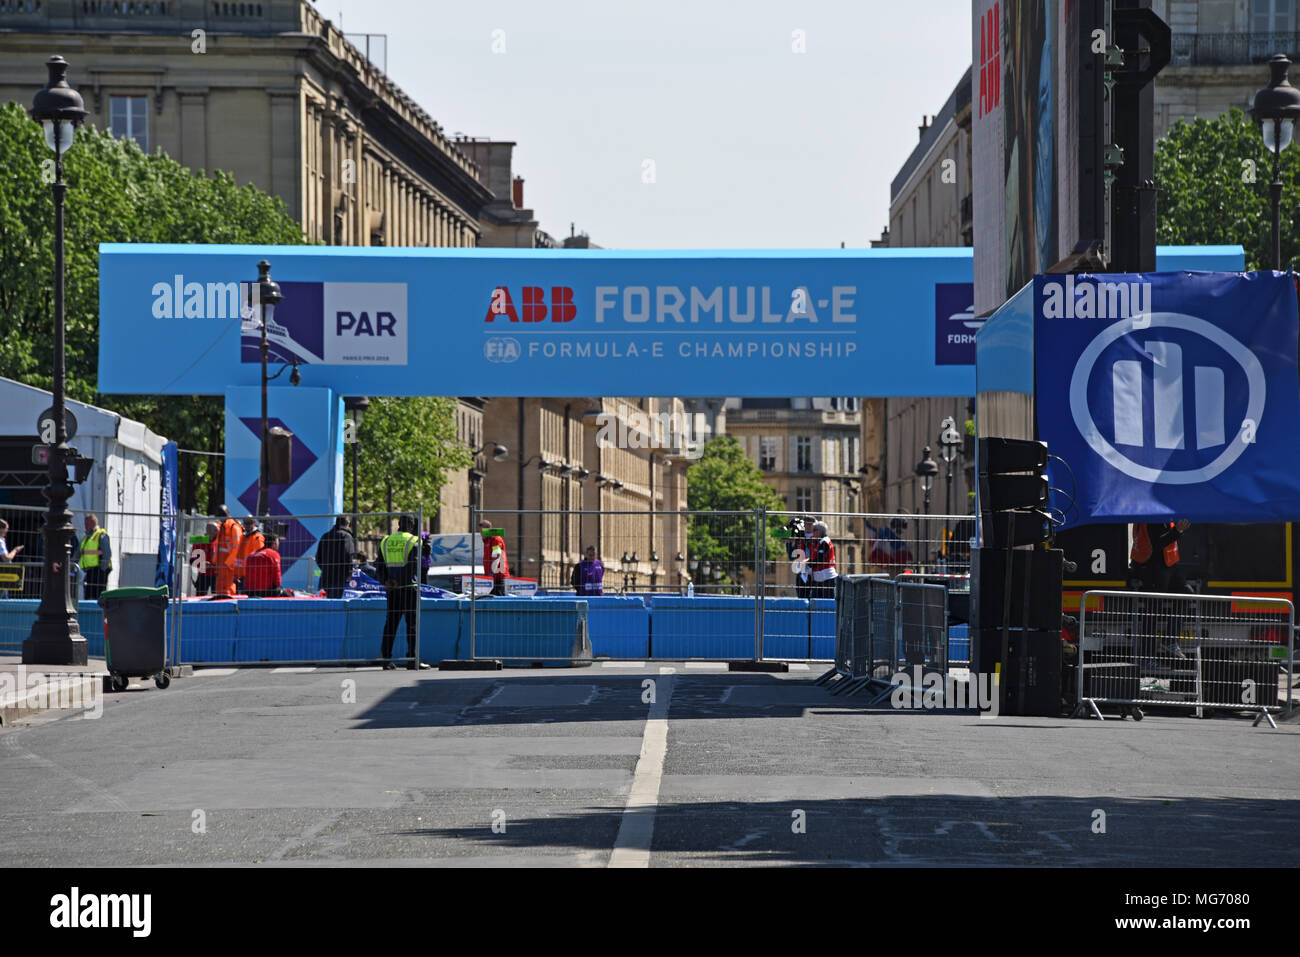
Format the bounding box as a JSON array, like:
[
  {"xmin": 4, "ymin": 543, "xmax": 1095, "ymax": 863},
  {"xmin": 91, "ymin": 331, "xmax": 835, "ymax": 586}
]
[
  {"xmin": 1035, "ymin": 271, "xmax": 1300, "ymax": 526},
  {"xmin": 154, "ymin": 441, "xmax": 177, "ymax": 588}
]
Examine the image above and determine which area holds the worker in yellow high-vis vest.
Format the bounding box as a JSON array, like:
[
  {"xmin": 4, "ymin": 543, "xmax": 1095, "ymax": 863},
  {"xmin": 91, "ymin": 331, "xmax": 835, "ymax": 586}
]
[
  {"xmin": 81, "ymin": 514, "xmax": 112, "ymax": 600},
  {"xmin": 377, "ymin": 515, "xmax": 429, "ymax": 670}
]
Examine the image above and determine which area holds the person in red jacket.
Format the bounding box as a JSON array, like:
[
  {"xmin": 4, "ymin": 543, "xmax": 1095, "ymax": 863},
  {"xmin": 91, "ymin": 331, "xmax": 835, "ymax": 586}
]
[
  {"xmin": 807, "ymin": 520, "xmax": 839, "ymax": 599},
  {"xmin": 480, "ymin": 522, "xmax": 509, "ymax": 597},
  {"xmin": 244, "ymin": 534, "xmax": 284, "ymax": 598}
]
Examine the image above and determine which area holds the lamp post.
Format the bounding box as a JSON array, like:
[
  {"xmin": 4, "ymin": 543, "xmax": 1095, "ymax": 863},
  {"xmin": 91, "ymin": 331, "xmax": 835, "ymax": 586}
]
[
  {"xmin": 469, "ymin": 440, "xmax": 507, "ymax": 510},
  {"xmin": 914, "ymin": 446, "xmax": 938, "ymax": 568},
  {"xmin": 23, "ymin": 57, "xmax": 88, "ymax": 667},
  {"xmin": 252, "ymin": 260, "xmax": 288, "ymax": 518},
  {"xmin": 938, "ymin": 417, "xmax": 962, "ymax": 567},
  {"xmin": 343, "ymin": 397, "xmax": 370, "ymax": 518},
  {"xmin": 1251, "ymin": 55, "xmax": 1300, "ymax": 270}
]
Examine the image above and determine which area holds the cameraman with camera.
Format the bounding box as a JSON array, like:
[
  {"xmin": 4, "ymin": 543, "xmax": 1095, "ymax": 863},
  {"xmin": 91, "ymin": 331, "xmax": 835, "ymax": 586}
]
[{"xmin": 785, "ymin": 515, "xmax": 815, "ymax": 601}]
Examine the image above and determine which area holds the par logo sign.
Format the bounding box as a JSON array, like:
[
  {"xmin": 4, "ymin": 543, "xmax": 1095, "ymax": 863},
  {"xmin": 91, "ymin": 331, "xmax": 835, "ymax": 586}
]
[
  {"xmin": 1035, "ymin": 272, "xmax": 1300, "ymax": 525},
  {"xmin": 149, "ymin": 277, "xmax": 413, "ymax": 367}
]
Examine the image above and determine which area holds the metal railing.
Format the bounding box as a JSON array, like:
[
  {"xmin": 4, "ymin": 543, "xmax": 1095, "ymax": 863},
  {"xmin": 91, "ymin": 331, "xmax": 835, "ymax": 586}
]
[
  {"xmin": 821, "ymin": 576, "xmax": 950, "ymax": 703},
  {"xmin": 1170, "ymin": 31, "xmax": 1300, "ymax": 66},
  {"xmin": 1074, "ymin": 589, "xmax": 1293, "ymax": 728}
]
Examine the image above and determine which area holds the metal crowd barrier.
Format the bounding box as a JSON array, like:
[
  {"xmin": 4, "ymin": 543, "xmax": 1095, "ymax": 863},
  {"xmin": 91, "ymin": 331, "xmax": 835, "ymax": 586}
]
[
  {"xmin": 820, "ymin": 577, "xmax": 949, "ymax": 702},
  {"xmin": 1074, "ymin": 589, "xmax": 1294, "ymax": 728}
]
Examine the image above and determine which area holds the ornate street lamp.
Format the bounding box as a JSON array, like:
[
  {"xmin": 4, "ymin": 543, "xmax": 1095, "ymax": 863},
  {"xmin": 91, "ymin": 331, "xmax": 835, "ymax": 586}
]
[
  {"xmin": 1251, "ymin": 55, "xmax": 1300, "ymax": 270},
  {"xmin": 914, "ymin": 445, "xmax": 939, "ymax": 569},
  {"xmin": 252, "ymin": 260, "xmax": 293, "ymax": 518},
  {"xmin": 24, "ymin": 56, "xmax": 89, "ymax": 666}
]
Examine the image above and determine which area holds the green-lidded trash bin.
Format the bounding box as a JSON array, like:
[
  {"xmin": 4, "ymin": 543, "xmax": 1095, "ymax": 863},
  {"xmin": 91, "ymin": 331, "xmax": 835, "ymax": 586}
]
[{"xmin": 99, "ymin": 586, "xmax": 170, "ymax": 691}]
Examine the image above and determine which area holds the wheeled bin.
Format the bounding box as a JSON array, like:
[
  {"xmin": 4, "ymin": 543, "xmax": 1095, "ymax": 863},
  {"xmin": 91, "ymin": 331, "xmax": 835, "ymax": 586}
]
[{"xmin": 99, "ymin": 586, "xmax": 171, "ymax": 691}]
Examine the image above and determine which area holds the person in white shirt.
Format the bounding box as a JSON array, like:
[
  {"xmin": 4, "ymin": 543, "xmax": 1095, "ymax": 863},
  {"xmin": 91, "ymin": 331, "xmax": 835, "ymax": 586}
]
[{"xmin": 0, "ymin": 519, "xmax": 23, "ymax": 562}]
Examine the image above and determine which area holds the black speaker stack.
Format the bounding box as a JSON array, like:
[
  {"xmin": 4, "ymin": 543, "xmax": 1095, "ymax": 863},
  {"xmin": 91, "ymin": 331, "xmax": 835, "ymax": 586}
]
[{"xmin": 973, "ymin": 438, "xmax": 1064, "ymax": 717}]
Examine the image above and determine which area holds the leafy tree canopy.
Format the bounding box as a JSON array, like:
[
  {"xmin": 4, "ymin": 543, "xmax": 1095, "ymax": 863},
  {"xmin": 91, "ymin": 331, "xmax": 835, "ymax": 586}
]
[
  {"xmin": 1155, "ymin": 107, "xmax": 1299, "ymax": 271},
  {"xmin": 0, "ymin": 102, "xmax": 466, "ymax": 521},
  {"xmin": 344, "ymin": 396, "xmax": 471, "ymax": 535},
  {"xmin": 684, "ymin": 435, "xmax": 785, "ymax": 584}
]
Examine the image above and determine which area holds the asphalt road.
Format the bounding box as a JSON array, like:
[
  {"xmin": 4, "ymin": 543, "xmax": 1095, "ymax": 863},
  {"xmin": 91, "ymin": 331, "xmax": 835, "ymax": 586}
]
[{"xmin": 0, "ymin": 662, "xmax": 1296, "ymax": 867}]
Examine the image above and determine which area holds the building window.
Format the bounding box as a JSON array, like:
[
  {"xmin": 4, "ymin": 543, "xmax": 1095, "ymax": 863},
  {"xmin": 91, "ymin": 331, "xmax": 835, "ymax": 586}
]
[
  {"xmin": 759, "ymin": 437, "xmax": 778, "ymax": 472},
  {"xmin": 794, "ymin": 487, "xmax": 812, "ymax": 513},
  {"xmin": 1252, "ymin": 0, "xmax": 1295, "ymax": 34},
  {"xmin": 795, "ymin": 436, "xmax": 812, "ymax": 472},
  {"xmin": 109, "ymin": 95, "xmax": 148, "ymax": 152}
]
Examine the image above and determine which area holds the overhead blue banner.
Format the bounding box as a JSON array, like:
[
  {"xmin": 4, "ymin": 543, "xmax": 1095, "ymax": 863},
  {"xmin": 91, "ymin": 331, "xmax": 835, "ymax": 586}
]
[
  {"xmin": 1036, "ymin": 271, "xmax": 1300, "ymax": 526},
  {"xmin": 154, "ymin": 440, "xmax": 177, "ymax": 588},
  {"xmin": 96, "ymin": 244, "xmax": 977, "ymax": 398}
]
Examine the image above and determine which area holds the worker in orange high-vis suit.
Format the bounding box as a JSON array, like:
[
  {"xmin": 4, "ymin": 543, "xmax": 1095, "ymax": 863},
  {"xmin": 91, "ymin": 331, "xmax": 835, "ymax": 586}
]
[
  {"xmin": 234, "ymin": 517, "xmax": 265, "ymax": 592},
  {"xmin": 1129, "ymin": 519, "xmax": 1191, "ymax": 595},
  {"xmin": 213, "ymin": 506, "xmax": 244, "ymax": 597},
  {"xmin": 1130, "ymin": 519, "xmax": 1192, "ymax": 656}
]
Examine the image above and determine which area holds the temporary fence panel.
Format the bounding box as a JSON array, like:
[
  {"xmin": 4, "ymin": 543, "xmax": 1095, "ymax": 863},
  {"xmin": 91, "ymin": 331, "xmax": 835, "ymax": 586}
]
[
  {"xmin": 868, "ymin": 577, "xmax": 899, "ymax": 682},
  {"xmin": 760, "ymin": 597, "xmax": 812, "ymax": 660},
  {"xmin": 173, "ymin": 511, "xmax": 422, "ymax": 668},
  {"xmin": 470, "ymin": 597, "xmax": 592, "ymax": 666},
  {"xmin": 0, "ymin": 504, "xmax": 168, "ymax": 600},
  {"xmin": 768, "ymin": 510, "xmax": 972, "ymax": 586},
  {"xmin": 647, "ymin": 595, "xmax": 755, "ymax": 660},
  {"xmin": 897, "ymin": 582, "xmax": 949, "ymax": 677},
  {"xmin": 537, "ymin": 594, "xmax": 649, "ymax": 659},
  {"xmin": 1076, "ymin": 589, "xmax": 1293, "ymax": 724},
  {"xmin": 470, "ymin": 508, "xmax": 760, "ymax": 662}
]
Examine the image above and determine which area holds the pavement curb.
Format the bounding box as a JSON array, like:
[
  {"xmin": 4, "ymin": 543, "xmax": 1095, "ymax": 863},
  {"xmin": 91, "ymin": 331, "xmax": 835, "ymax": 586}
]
[{"xmin": 0, "ymin": 671, "xmax": 105, "ymax": 726}]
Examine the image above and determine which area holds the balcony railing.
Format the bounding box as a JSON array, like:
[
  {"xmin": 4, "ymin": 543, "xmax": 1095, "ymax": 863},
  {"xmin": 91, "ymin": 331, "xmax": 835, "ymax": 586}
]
[{"xmin": 1171, "ymin": 31, "xmax": 1300, "ymax": 67}]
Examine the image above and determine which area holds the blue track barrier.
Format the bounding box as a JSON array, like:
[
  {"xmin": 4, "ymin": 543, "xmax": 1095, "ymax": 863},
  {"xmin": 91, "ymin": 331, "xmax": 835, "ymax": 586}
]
[
  {"xmin": 177, "ymin": 600, "xmax": 239, "ymax": 663},
  {"xmin": 762, "ymin": 597, "xmax": 811, "ymax": 659},
  {"xmin": 420, "ymin": 598, "xmax": 464, "ymax": 664},
  {"xmin": 467, "ymin": 597, "xmax": 591, "ymax": 665},
  {"xmin": 948, "ymin": 622, "xmax": 970, "ymax": 663},
  {"xmin": 0, "ymin": 600, "xmax": 39, "ymax": 656},
  {"xmin": 649, "ymin": 595, "xmax": 755, "ymax": 659},
  {"xmin": 811, "ymin": 598, "xmax": 837, "ymax": 659},
  {"xmin": 536, "ymin": 595, "xmax": 649, "ymax": 658},
  {"xmin": 343, "ymin": 597, "xmax": 388, "ymax": 660},
  {"xmin": 77, "ymin": 601, "xmax": 105, "ymax": 658},
  {"xmin": 233, "ymin": 599, "xmax": 348, "ymax": 662}
]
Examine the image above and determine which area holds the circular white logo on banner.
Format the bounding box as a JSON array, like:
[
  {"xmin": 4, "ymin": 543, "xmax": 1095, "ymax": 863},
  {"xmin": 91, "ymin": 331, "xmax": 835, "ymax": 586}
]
[
  {"xmin": 1068, "ymin": 313, "xmax": 1266, "ymax": 485},
  {"xmin": 484, "ymin": 337, "xmax": 521, "ymax": 363}
]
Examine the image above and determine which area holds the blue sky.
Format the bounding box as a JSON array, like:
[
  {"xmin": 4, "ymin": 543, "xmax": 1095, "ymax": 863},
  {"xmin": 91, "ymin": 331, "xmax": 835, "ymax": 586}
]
[{"xmin": 321, "ymin": 0, "xmax": 973, "ymax": 249}]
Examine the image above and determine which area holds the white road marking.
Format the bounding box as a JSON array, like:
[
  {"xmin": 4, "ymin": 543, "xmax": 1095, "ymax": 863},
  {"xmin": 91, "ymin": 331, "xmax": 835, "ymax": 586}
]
[
  {"xmin": 193, "ymin": 668, "xmax": 239, "ymax": 677},
  {"xmin": 609, "ymin": 666, "xmax": 676, "ymax": 868},
  {"xmin": 602, "ymin": 661, "xmax": 646, "ymax": 668},
  {"xmin": 684, "ymin": 662, "xmax": 728, "ymax": 671},
  {"xmin": 271, "ymin": 667, "xmax": 318, "ymax": 674}
]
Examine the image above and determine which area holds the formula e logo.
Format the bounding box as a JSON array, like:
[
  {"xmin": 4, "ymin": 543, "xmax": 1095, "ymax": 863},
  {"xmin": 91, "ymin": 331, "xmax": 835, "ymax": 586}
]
[
  {"xmin": 484, "ymin": 286, "xmax": 576, "ymax": 323},
  {"xmin": 485, "ymin": 337, "xmax": 521, "ymax": 363},
  {"xmin": 1069, "ymin": 314, "xmax": 1265, "ymax": 484}
]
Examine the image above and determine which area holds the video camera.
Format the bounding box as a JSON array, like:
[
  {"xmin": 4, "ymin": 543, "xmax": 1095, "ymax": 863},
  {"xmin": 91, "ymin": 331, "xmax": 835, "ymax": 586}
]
[{"xmin": 785, "ymin": 516, "xmax": 807, "ymax": 537}]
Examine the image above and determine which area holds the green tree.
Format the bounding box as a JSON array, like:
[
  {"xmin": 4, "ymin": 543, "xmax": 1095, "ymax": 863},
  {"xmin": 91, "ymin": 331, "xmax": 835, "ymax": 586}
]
[
  {"xmin": 684, "ymin": 434, "xmax": 785, "ymax": 586},
  {"xmin": 1155, "ymin": 107, "xmax": 1299, "ymax": 271},
  {"xmin": 344, "ymin": 396, "xmax": 471, "ymax": 536},
  {"xmin": 0, "ymin": 100, "xmax": 305, "ymax": 511}
]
